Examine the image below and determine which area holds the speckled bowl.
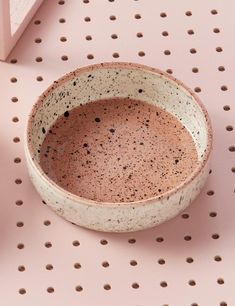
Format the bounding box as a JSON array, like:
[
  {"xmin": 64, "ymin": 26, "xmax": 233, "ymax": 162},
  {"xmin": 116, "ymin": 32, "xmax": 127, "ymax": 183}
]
[{"xmin": 25, "ymin": 62, "xmax": 212, "ymax": 232}]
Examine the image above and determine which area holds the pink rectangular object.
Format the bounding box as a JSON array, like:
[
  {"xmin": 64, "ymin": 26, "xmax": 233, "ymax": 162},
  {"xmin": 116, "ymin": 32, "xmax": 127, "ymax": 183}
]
[
  {"xmin": 0, "ymin": 0, "xmax": 234, "ymax": 305},
  {"xmin": 0, "ymin": 0, "xmax": 44, "ymax": 60}
]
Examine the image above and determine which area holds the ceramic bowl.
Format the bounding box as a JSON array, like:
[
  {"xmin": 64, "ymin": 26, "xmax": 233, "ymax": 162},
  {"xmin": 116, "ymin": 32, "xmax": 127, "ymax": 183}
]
[{"xmin": 25, "ymin": 62, "xmax": 212, "ymax": 232}]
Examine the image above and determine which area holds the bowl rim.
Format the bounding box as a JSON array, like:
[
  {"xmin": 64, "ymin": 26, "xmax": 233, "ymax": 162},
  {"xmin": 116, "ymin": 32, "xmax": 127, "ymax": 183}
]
[{"xmin": 25, "ymin": 62, "xmax": 213, "ymax": 207}]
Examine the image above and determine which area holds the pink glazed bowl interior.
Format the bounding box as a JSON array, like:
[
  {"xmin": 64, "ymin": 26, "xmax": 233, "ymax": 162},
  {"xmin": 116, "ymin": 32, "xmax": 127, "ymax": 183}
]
[{"xmin": 25, "ymin": 62, "xmax": 212, "ymax": 232}]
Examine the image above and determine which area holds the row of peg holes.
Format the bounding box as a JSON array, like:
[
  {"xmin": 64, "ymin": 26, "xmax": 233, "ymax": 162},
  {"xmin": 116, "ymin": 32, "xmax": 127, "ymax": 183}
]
[
  {"xmin": 16, "ymin": 220, "xmax": 51, "ymax": 227},
  {"xmin": 57, "ymin": 1, "xmax": 220, "ymax": 18},
  {"xmin": 15, "ymin": 46, "xmax": 224, "ymax": 62},
  {"xmin": 16, "ymin": 237, "xmax": 222, "ymax": 248},
  {"xmin": 32, "ymin": 10, "xmax": 219, "ymax": 24},
  {"xmin": 10, "ymin": 55, "xmax": 226, "ymax": 68},
  {"xmin": 16, "ymin": 288, "xmax": 226, "ymax": 305},
  {"xmin": 61, "ymin": 0, "xmax": 221, "ymax": 20},
  {"xmin": 17, "ymin": 254, "xmax": 222, "ymax": 275},
  {"xmin": 39, "ymin": 9, "xmax": 219, "ymax": 21},
  {"xmin": 18, "ymin": 277, "xmax": 226, "ymax": 294}
]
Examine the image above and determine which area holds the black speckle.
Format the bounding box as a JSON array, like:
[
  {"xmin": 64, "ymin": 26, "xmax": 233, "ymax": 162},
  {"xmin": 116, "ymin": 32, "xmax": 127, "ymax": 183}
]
[
  {"xmin": 140, "ymin": 142, "xmax": 144, "ymax": 145},
  {"xmin": 42, "ymin": 127, "xmax": 46, "ymax": 134},
  {"xmin": 158, "ymin": 189, "xmax": 162, "ymax": 192},
  {"xmin": 109, "ymin": 128, "xmax": 115, "ymax": 134},
  {"xmin": 83, "ymin": 143, "xmax": 88, "ymax": 147},
  {"xmin": 95, "ymin": 117, "xmax": 101, "ymax": 122},
  {"xmin": 138, "ymin": 89, "xmax": 143, "ymax": 93},
  {"xmin": 87, "ymin": 150, "xmax": 90, "ymax": 154},
  {"xmin": 88, "ymin": 74, "xmax": 92, "ymax": 78},
  {"xmin": 64, "ymin": 111, "xmax": 69, "ymax": 117},
  {"xmin": 77, "ymin": 175, "xmax": 81, "ymax": 178},
  {"xmin": 175, "ymin": 159, "xmax": 179, "ymax": 164},
  {"xmin": 123, "ymin": 166, "xmax": 127, "ymax": 170},
  {"xmin": 73, "ymin": 81, "xmax": 76, "ymax": 86},
  {"xmin": 128, "ymin": 174, "xmax": 132, "ymax": 179},
  {"xmin": 37, "ymin": 149, "xmax": 40, "ymax": 153}
]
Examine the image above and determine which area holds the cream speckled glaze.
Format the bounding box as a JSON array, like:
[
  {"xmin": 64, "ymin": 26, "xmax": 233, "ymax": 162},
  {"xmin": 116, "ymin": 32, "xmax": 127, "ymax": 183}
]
[{"xmin": 25, "ymin": 62, "xmax": 213, "ymax": 232}]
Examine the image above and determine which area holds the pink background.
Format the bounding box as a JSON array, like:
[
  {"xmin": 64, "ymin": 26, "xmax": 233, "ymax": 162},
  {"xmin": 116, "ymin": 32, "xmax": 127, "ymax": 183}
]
[{"xmin": 0, "ymin": 0, "xmax": 234, "ymax": 305}]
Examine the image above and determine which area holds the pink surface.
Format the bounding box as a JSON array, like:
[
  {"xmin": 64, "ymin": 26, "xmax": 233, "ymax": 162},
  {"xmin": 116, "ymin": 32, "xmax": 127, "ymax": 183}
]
[{"xmin": 0, "ymin": 0, "xmax": 234, "ymax": 305}]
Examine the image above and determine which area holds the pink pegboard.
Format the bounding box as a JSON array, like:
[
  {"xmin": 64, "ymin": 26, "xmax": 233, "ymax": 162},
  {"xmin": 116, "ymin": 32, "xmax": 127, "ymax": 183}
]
[{"xmin": 0, "ymin": 0, "xmax": 234, "ymax": 305}]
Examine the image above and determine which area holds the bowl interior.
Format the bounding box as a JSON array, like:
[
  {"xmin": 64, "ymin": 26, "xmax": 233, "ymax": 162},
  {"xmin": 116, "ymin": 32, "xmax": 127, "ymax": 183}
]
[{"xmin": 27, "ymin": 63, "xmax": 210, "ymax": 202}]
